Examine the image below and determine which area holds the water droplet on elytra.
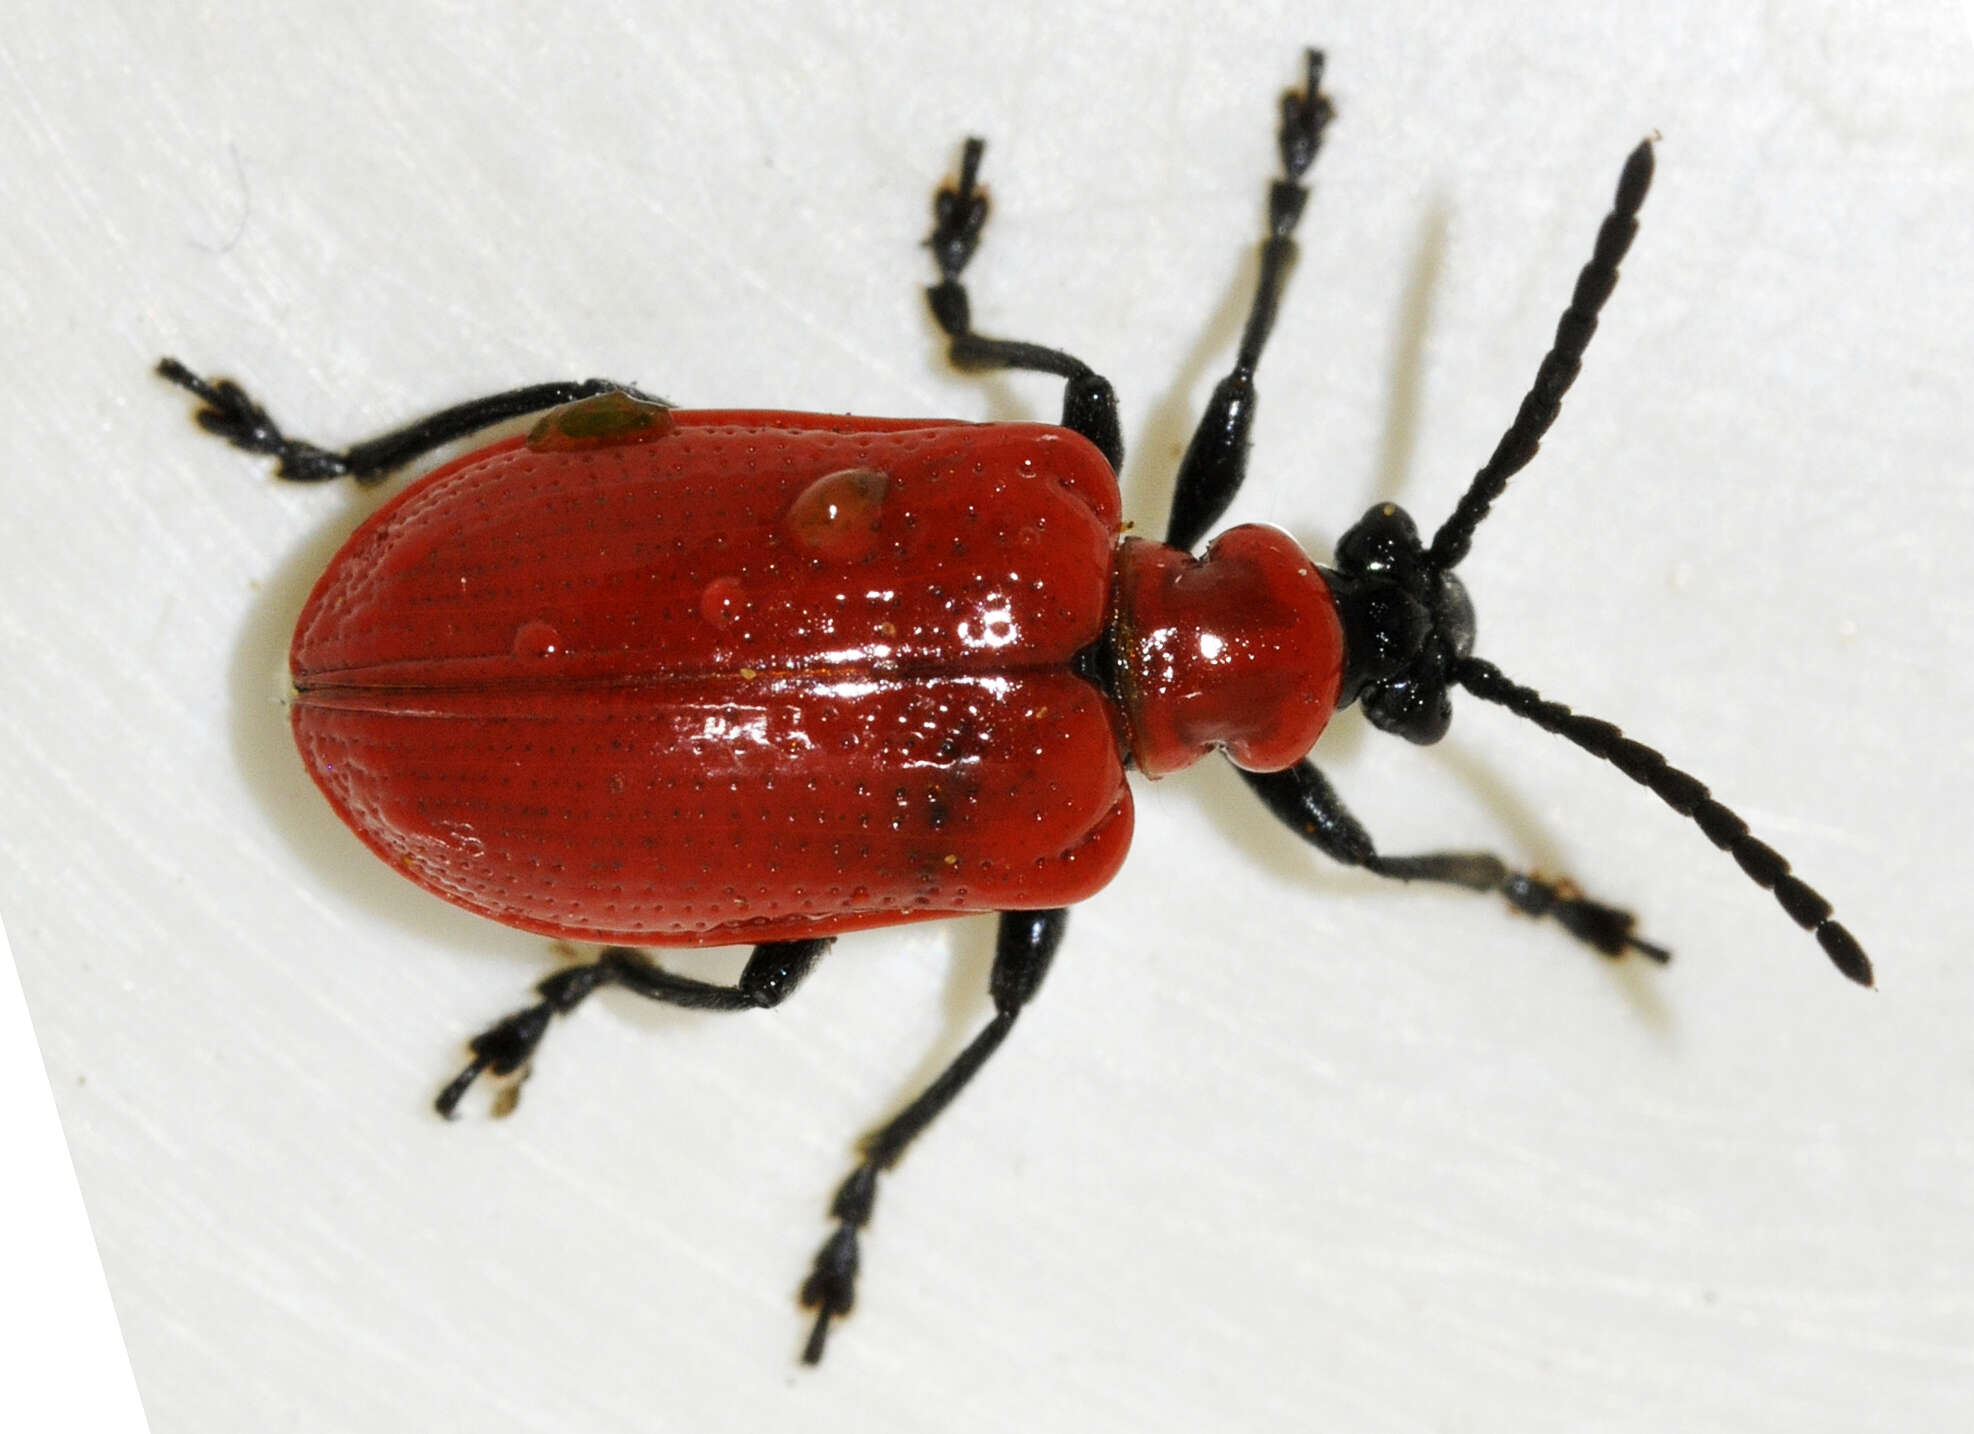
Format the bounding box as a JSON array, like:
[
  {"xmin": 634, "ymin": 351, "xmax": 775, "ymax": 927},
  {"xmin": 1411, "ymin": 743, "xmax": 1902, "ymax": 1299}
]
[
  {"xmin": 784, "ymin": 467, "xmax": 890, "ymax": 561},
  {"xmin": 700, "ymin": 575, "xmax": 746, "ymax": 628},
  {"xmin": 512, "ymin": 620, "xmax": 560, "ymax": 657}
]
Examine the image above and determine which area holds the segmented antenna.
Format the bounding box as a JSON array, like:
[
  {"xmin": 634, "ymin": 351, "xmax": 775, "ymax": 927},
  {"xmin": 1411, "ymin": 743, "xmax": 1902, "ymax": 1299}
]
[
  {"xmin": 1455, "ymin": 657, "xmax": 1874, "ymax": 987},
  {"xmin": 1430, "ymin": 140, "xmax": 1656, "ymax": 571}
]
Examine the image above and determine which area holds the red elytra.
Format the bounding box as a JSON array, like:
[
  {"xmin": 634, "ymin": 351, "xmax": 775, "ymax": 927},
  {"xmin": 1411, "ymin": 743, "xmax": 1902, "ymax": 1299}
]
[{"xmin": 291, "ymin": 395, "xmax": 1344, "ymax": 947}]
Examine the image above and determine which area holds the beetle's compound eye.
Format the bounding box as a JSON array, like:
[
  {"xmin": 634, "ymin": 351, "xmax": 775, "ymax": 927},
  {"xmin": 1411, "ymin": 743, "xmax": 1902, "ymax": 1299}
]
[
  {"xmin": 1361, "ymin": 643, "xmax": 1457, "ymax": 745},
  {"xmin": 1435, "ymin": 569, "xmax": 1476, "ymax": 660}
]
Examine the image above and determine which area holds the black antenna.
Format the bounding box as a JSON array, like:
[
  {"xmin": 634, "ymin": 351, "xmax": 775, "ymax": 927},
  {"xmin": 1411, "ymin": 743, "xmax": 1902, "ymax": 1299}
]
[
  {"xmin": 1455, "ymin": 657, "xmax": 1874, "ymax": 987},
  {"xmin": 1430, "ymin": 139, "xmax": 1655, "ymax": 571}
]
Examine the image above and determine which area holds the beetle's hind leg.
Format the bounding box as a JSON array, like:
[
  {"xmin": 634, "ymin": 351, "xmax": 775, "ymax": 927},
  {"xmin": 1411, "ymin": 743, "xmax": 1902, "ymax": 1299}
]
[
  {"xmin": 923, "ymin": 140, "xmax": 1124, "ymax": 470},
  {"xmin": 434, "ymin": 940, "xmax": 829, "ymax": 1118},
  {"xmin": 799, "ymin": 908, "xmax": 1065, "ymax": 1365},
  {"xmin": 155, "ymin": 358, "xmax": 665, "ymax": 484},
  {"xmin": 1238, "ymin": 760, "xmax": 1669, "ymax": 962}
]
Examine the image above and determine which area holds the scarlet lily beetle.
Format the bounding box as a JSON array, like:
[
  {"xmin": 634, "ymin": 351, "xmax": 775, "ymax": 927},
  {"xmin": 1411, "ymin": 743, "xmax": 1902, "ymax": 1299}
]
[{"xmin": 159, "ymin": 49, "xmax": 1872, "ymax": 1364}]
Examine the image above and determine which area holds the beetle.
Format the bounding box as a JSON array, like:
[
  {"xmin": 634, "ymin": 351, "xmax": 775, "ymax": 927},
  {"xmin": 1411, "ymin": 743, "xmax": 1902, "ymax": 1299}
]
[{"xmin": 158, "ymin": 50, "xmax": 1872, "ymax": 1364}]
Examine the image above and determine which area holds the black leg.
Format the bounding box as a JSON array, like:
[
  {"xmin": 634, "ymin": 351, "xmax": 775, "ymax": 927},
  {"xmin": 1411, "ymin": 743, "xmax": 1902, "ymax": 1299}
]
[
  {"xmin": 1238, "ymin": 760, "xmax": 1669, "ymax": 961},
  {"xmin": 924, "ymin": 141, "xmax": 1124, "ymax": 470},
  {"xmin": 799, "ymin": 907, "xmax": 1067, "ymax": 1364},
  {"xmin": 1164, "ymin": 48, "xmax": 1335, "ymax": 552},
  {"xmin": 156, "ymin": 356, "xmax": 666, "ymax": 484},
  {"xmin": 434, "ymin": 940, "xmax": 829, "ymax": 1118}
]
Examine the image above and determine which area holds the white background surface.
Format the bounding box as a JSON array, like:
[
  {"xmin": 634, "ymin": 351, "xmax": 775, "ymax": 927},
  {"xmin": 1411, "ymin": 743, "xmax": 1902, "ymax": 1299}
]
[{"xmin": 4, "ymin": 3, "xmax": 1971, "ymax": 1431}]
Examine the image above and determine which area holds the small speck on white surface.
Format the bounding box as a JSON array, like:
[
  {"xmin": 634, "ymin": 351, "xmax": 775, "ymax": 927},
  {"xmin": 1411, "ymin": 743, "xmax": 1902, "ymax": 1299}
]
[{"xmin": 3, "ymin": 4, "xmax": 1972, "ymax": 1432}]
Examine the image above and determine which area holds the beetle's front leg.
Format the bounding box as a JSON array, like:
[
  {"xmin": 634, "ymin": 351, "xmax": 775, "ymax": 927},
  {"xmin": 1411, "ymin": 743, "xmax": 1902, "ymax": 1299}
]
[
  {"xmin": 156, "ymin": 358, "xmax": 666, "ymax": 484},
  {"xmin": 799, "ymin": 907, "xmax": 1066, "ymax": 1364},
  {"xmin": 1165, "ymin": 48, "xmax": 1335, "ymax": 552},
  {"xmin": 435, "ymin": 940, "xmax": 829, "ymax": 1118},
  {"xmin": 1238, "ymin": 760, "xmax": 1669, "ymax": 961}
]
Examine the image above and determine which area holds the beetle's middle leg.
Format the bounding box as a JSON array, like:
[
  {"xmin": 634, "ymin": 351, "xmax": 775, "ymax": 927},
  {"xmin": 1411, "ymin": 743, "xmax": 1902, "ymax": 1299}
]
[
  {"xmin": 924, "ymin": 140, "xmax": 1124, "ymax": 470},
  {"xmin": 798, "ymin": 907, "xmax": 1066, "ymax": 1365},
  {"xmin": 1237, "ymin": 759, "xmax": 1670, "ymax": 962},
  {"xmin": 156, "ymin": 358, "xmax": 665, "ymax": 484},
  {"xmin": 434, "ymin": 939, "xmax": 829, "ymax": 1117}
]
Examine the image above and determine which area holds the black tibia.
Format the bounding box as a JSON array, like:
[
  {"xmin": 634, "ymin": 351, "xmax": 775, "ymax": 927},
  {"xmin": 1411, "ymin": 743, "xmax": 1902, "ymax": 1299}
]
[
  {"xmin": 1237, "ymin": 760, "xmax": 1668, "ymax": 960},
  {"xmin": 433, "ymin": 940, "xmax": 829, "ymax": 1118},
  {"xmin": 924, "ymin": 138, "xmax": 1124, "ymax": 470},
  {"xmin": 1454, "ymin": 658, "xmax": 1874, "ymax": 987},
  {"xmin": 799, "ymin": 907, "xmax": 1067, "ymax": 1365},
  {"xmin": 1165, "ymin": 48, "xmax": 1335, "ymax": 553},
  {"xmin": 156, "ymin": 357, "xmax": 665, "ymax": 484}
]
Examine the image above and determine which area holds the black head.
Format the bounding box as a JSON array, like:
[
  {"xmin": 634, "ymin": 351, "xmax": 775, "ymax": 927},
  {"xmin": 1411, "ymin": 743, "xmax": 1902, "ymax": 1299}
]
[{"xmin": 1323, "ymin": 503, "xmax": 1474, "ymax": 744}]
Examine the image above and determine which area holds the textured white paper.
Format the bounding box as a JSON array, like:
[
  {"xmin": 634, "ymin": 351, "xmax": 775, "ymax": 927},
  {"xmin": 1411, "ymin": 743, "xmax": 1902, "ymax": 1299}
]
[{"xmin": 4, "ymin": 4, "xmax": 1971, "ymax": 1431}]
